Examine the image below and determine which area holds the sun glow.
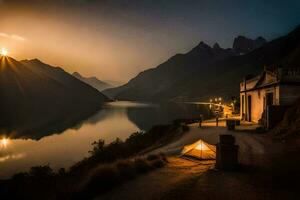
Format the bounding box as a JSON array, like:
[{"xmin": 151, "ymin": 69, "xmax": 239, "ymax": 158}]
[
  {"xmin": 0, "ymin": 138, "xmax": 9, "ymax": 148},
  {"xmin": 0, "ymin": 48, "xmax": 8, "ymax": 56}
]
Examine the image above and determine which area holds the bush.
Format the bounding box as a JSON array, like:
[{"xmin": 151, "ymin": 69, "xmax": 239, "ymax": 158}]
[
  {"xmin": 58, "ymin": 168, "xmax": 66, "ymax": 176},
  {"xmin": 146, "ymin": 154, "xmax": 160, "ymax": 161},
  {"xmin": 134, "ymin": 158, "xmax": 151, "ymax": 174},
  {"xmin": 29, "ymin": 165, "xmax": 54, "ymax": 178},
  {"xmin": 8, "ymin": 122, "xmax": 179, "ymax": 200},
  {"xmin": 12, "ymin": 172, "xmax": 29, "ymax": 180},
  {"xmin": 159, "ymin": 153, "xmax": 168, "ymax": 162},
  {"xmin": 149, "ymin": 159, "xmax": 165, "ymax": 168},
  {"xmin": 116, "ymin": 160, "xmax": 136, "ymax": 180},
  {"xmin": 87, "ymin": 165, "xmax": 120, "ymax": 191}
]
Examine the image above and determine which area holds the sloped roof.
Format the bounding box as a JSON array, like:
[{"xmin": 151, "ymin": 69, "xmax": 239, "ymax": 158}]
[{"xmin": 254, "ymin": 70, "xmax": 278, "ymax": 88}]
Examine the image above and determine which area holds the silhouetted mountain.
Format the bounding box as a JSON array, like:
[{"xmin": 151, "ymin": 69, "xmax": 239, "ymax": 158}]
[
  {"xmin": 103, "ymin": 41, "xmax": 237, "ymax": 100},
  {"xmin": 104, "ymin": 80, "xmax": 123, "ymax": 87},
  {"xmin": 73, "ymin": 72, "xmax": 113, "ymax": 91},
  {"xmin": 213, "ymin": 43, "xmax": 221, "ymax": 50},
  {"xmin": 0, "ymin": 57, "xmax": 109, "ymax": 139},
  {"xmin": 233, "ymin": 36, "xmax": 267, "ymax": 54},
  {"xmin": 104, "ymin": 25, "xmax": 300, "ymax": 102}
]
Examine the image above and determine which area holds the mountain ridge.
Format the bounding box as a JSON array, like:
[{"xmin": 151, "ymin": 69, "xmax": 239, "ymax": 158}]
[
  {"xmin": 0, "ymin": 57, "xmax": 109, "ymax": 139},
  {"xmin": 233, "ymin": 35, "xmax": 267, "ymax": 54},
  {"xmin": 72, "ymin": 71, "xmax": 113, "ymax": 91},
  {"xmin": 103, "ymin": 26, "xmax": 300, "ymax": 102}
]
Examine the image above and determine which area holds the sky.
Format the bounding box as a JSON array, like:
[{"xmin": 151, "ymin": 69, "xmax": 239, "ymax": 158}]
[{"xmin": 0, "ymin": 0, "xmax": 299, "ymax": 84}]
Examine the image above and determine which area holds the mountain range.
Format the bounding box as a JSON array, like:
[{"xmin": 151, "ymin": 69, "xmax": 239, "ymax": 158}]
[
  {"xmin": 104, "ymin": 25, "xmax": 300, "ymax": 102},
  {"xmin": 73, "ymin": 72, "xmax": 113, "ymax": 91},
  {"xmin": 233, "ymin": 36, "xmax": 267, "ymax": 54},
  {"xmin": 0, "ymin": 58, "xmax": 109, "ymax": 139}
]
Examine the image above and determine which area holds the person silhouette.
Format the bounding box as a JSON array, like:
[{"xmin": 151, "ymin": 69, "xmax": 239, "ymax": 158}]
[{"xmin": 198, "ymin": 114, "xmax": 203, "ymax": 128}]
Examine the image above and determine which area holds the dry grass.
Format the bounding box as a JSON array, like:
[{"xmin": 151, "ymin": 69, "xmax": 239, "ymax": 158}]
[{"xmin": 74, "ymin": 154, "xmax": 167, "ymax": 199}]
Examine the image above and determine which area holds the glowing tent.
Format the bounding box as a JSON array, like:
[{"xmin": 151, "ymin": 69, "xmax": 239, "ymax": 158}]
[{"xmin": 181, "ymin": 139, "xmax": 216, "ymax": 160}]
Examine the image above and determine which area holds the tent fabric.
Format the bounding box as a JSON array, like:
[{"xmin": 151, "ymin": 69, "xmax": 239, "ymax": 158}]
[{"xmin": 181, "ymin": 140, "xmax": 216, "ymax": 160}]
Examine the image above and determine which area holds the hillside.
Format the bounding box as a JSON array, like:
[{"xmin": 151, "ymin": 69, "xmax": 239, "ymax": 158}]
[
  {"xmin": 233, "ymin": 36, "xmax": 267, "ymax": 54},
  {"xmin": 273, "ymin": 98, "xmax": 300, "ymax": 138},
  {"xmin": 104, "ymin": 26, "xmax": 300, "ymax": 102},
  {"xmin": 103, "ymin": 41, "xmax": 238, "ymax": 101},
  {"xmin": 0, "ymin": 58, "xmax": 109, "ymax": 139},
  {"xmin": 73, "ymin": 72, "xmax": 113, "ymax": 91}
]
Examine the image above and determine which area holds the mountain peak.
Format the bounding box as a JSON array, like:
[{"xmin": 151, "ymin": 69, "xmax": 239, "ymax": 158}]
[
  {"xmin": 197, "ymin": 41, "xmax": 210, "ymax": 48},
  {"xmin": 213, "ymin": 43, "xmax": 221, "ymax": 49},
  {"xmin": 189, "ymin": 41, "xmax": 211, "ymax": 54},
  {"xmin": 72, "ymin": 71, "xmax": 82, "ymax": 78},
  {"xmin": 72, "ymin": 72, "xmax": 112, "ymax": 91},
  {"xmin": 0, "ymin": 56, "xmax": 23, "ymax": 69},
  {"xmin": 27, "ymin": 58, "xmax": 43, "ymax": 64},
  {"xmin": 233, "ymin": 35, "xmax": 267, "ymax": 54},
  {"xmin": 0, "ymin": 58, "xmax": 108, "ymax": 138},
  {"xmin": 21, "ymin": 58, "xmax": 49, "ymax": 67}
]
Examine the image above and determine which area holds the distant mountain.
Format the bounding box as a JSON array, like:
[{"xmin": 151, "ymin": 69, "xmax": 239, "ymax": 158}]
[
  {"xmin": 103, "ymin": 41, "xmax": 238, "ymax": 100},
  {"xmin": 0, "ymin": 58, "xmax": 109, "ymax": 139},
  {"xmin": 233, "ymin": 36, "xmax": 267, "ymax": 54},
  {"xmin": 73, "ymin": 72, "xmax": 113, "ymax": 91},
  {"xmin": 104, "ymin": 25, "xmax": 300, "ymax": 102},
  {"xmin": 104, "ymin": 80, "xmax": 124, "ymax": 87}
]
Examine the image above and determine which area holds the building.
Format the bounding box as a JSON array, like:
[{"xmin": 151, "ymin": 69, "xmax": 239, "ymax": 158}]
[{"xmin": 240, "ymin": 67, "xmax": 300, "ymax": 128}]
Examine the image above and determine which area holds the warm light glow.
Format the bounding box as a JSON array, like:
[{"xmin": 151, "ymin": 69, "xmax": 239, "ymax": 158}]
[
  {"xmin": 0, "ymin": 48, "xmax": 8, "ymax": 56},
  {"xmin": 195, "ymin": 141, "xmax": 210, "ymax": 151},
  {"xmin": 0, "ymin": 138, "xmax": 9, "ymax": 148}
]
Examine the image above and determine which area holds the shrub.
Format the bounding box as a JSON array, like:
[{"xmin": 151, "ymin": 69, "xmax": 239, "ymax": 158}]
[
  {"xmin": 29, "ymin": 165, "xmax": 54, "ymax": 178},
  {"xmin": 12, "ymin": 172, "xmax": 29, "ymax": 180},
  {"xmin": 58, "ymin": 168, "xmax": 66, "ymax": 176},
  {"xmin": 134, "ymin": 158, "xmax": 151, "ymax": 174},
  {"xmin": 8, "ymin": 122, "xmax": 178, "ymax": 199},
  {"xmin": 159, "ymin": 153, "xmax": 168, "ymax": 162},
  {"xmin": 116, "ymin": 160, "xmax": 136, "ymax": 180},
  {"xmin": 146, "ymin": 154, "xmax": 160, "ymax": 161},
  {"xmin": 87, "ymin": 165, "xmax": 120, "ymax": 192},
  {"xmin": 149, "ymin": 159, "xmax": 165, "ymax": 169}
]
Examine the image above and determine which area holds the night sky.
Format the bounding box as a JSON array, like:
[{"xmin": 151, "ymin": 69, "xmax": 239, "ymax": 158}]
[{"xmin": 0, "ymin": 0, "xmax": 299, "ymax": 83}]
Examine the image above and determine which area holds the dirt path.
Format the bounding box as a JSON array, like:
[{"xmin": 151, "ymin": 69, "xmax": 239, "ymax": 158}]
[
  {"xmin": 97, "ymin": 157, "xmax": 215, "ymax": 200},
  {"xmin": 151, "ymin": 122, "xmax": 271, "ymax": 159},
  {"xmin": 97, "ymin": 123, "xmax": 299, "ymax": 200}
]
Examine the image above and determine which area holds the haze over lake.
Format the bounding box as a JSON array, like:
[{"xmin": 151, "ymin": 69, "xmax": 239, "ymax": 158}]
[{"xmin": 0, "ymin": 101, "xmax": 209, "ymax": 178}]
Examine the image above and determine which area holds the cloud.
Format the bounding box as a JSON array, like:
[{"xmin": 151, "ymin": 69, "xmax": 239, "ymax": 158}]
[
  {"xmin": 0, "ymin": 32, "xmax": 26, "ymax": 42},
  {"xmin": 11, "ymin": 34, "xmax": 26, "ymax": 41}
]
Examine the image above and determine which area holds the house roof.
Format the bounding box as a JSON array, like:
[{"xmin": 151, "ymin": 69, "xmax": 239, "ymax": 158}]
[{"xmin": 240, "ymin": 68, "xmax": 300, "ymax": 93}]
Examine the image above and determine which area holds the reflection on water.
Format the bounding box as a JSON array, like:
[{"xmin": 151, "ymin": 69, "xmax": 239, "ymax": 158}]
[{"xmin": 0, "ymin": 101, "xmax": 210, "ymax": 178}]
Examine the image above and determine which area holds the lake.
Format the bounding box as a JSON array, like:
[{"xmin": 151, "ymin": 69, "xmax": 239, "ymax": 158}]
[{"xmin": 0, "ymin": 101, "xmax": 210, "ymax": 178}]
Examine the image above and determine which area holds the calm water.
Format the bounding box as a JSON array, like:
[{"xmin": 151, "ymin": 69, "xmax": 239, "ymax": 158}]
[{"xmin": 0, "ymin": 101, "xmax": 210, "ymax": 178}]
